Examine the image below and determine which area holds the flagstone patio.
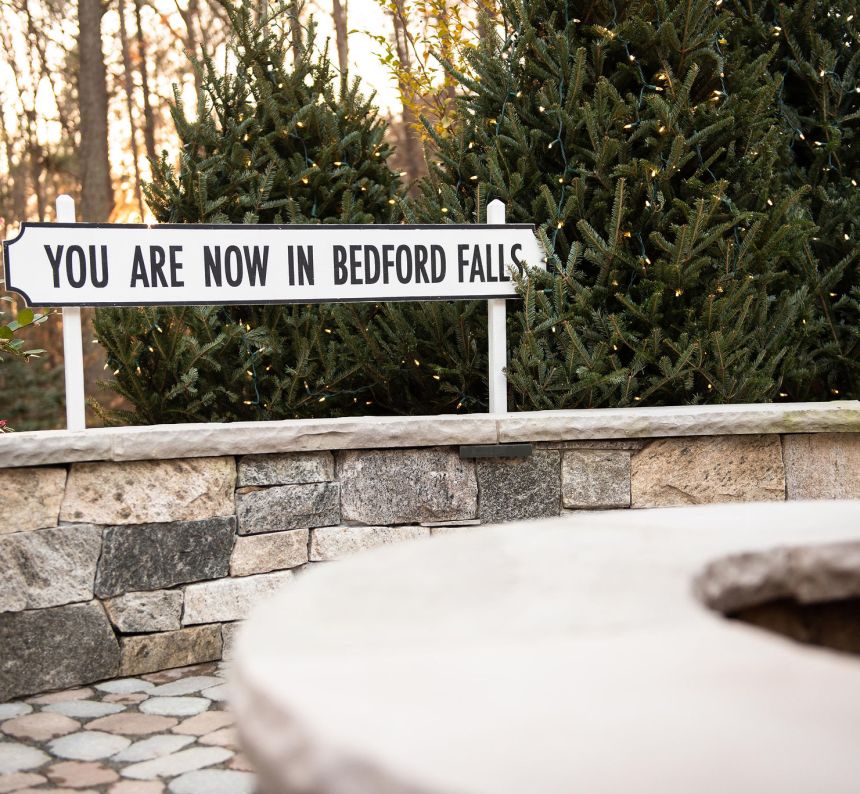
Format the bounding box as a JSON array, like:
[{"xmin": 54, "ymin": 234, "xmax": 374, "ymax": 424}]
[{"xmin": 0, "ymin": 662, "xmax": 255, "ymax": 793}]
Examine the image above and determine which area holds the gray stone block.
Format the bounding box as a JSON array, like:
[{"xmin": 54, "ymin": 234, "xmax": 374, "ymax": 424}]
[
  {"xmin": 230, "ymin": 529, "xmax": 309, "ymax": 576},
  {"xmin": 105, "ymin": 590, "xmax": 184, "ymax": 633},
  {"xmin": 783, "ymin": 433, "xmax": 860, "ymax": 500},
  {"xmin": 0, "ymin": 601, "xmax": 120, "ymax": 701},
  {"xmin": 119, "ymin": 625, "xmax": 222, "ymax": 676},
  {"xmin": 236, "ymin": 484, "xmax": 339, "ymax": 535},
  {"xmin": 0, "ymin": 466, "xmax": 67, "ymax": 534},
  {"xmin": 95, "ymin": 517, "xmax": 235, "ymax": 598},
  {"xmin": 0, "ymin": 524, "xmax": 102, "ymax": 612},
  {"xmin": 238, "ymin": 452, "xmax": 335, "ymax": 486},
  {"xmin": 562, "ymin": 450, "xmax": 631, "ymax": 509},
  {"xmin": 477, "ymin": 450, "xmax": 561, "ymax": 523},
  {"xmin": 338, "ymin": 448, "xmax": 477, "ymax": 525}
]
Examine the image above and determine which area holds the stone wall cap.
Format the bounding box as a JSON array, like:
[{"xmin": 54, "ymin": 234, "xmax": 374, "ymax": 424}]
[{"xmin": 0, "ymin": 401, "xmax": 857, "ymax": 468}]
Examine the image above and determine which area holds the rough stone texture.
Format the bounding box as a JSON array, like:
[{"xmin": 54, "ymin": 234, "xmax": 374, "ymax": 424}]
[
  {"xmin": 338, "ymin": 448, "xmax": 477, "ymax": 525},
  {"xmin": 105, "ymin": 591, "xmax": 184, "ymax": 634},
  {"xmin": 497, "ymin": 401, "xmax": 860, "ymax": 442},
  {"xmin": 561, "ymin": 450, "xmax": 631, "ymax": 509},
  {"xmin": 310, "ymin": 526, "xmax": 429, "ymax": 561},
  {"xmin": 60, "ymin": 458, "xmax": 235, "ymax": 525},
  {"xmin": 119, "ymin": 627, "xmax": 223, "ymax": 677},
  {"xmin": 789, "ymin": 541, "xmax": 860, "ymax": 604},
  {"xmin": 229, "ymin": 530, "xmax": 308, "ymax": 577},
  {"xmin": 782, "ymin": 433, "xmax": 860, "ymax": 500},
  {"xmin": 538, "ymin": 439, "xmax": 648, "ymax": 451},
  {"xmin": 236, "ymin": 484, "xmax": 339, "ymax": 535},
  {"xmin": 183, "ymin": 572, "xmax": 294, "ymax": 625},
  {"xmin": 0, "ymin": 466, "xmax": 67, "ymax": 534},
  {"xmin": 95, "ymin": 518, "xmax": 235, "ymax": 598},
  {"xmin": 0, "ymin": 524, "xmax": 102, "ymax": 612},
  {"xmin": 237, "ymin": 452, "xmax": 334, "ymax": 487},
  {"xmin": 3, "ymin": 403, "xmax": 859, "ymax": 469},
  {"xmin": 477, "ymin": 450, "xmax": 561, "ymax": 523},
  {"xmin": 0, "ymin": 602, "xmax": 119, "ymax": 701},
  {"xmin": 693, "ymin": 540, "xmax": 860, "ymax": 615},
  {"xmin": 693, "ymin": 548, "xmax": 793, "ymax": 613},
  {"xmin": 631, "ymin": 435, "xmax": 785, "ymax": 507}
]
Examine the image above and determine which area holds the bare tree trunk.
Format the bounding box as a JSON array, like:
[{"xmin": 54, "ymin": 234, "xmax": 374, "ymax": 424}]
[
  {"xmin": 134, "ymin": 0, "xmax": 157, "ymax": 163},
  {"xmin": 177, "ymin": 0, "xmax": 202, "ymax": 106},
  {"xmin": 78, "ymin": 0, "xmax": 113, "ymax": 221},
  {"xmin": 0, "ymin": 91, "xmax": 27, "ymax": 223},
  {"xmin": 289, "ymin": 0, "xmax": 303, "ymax": 63},
  {"xmin": 118, "ymin": 0, "xmax": 144, "ymax": 217},
  {"xmin": 331, "ymin": 0, "xmax": 348, "ymax": 75},
  {"xmin": 391, "ymin": 1, "xmax": 423, "ymax": 183},
  {"xmin": 25, "ymin": 109, "xmax": 45, "ymax": 221}
]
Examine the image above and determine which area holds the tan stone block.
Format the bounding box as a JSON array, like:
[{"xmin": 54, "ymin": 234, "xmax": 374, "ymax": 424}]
[
  {"xmin": 183, "ymin": 572, "xmax": 294, "ymax": 625},
  {"xmin": 0, "ymin": 467, "xmax": 66, "ymax": 534},
  {"xmin": 782, "ymin": 433, "xmax": 860, "ymax": 500},
  {"xmin": 631, "ymin": 435, "xmax": 785, "ymax": 507},
  {"xmin": 230, "ymin": 530, "xmax": 308, "ymax": 576},
  {"xmin": 119, "ymin": 626, "xmax": 222, "ymax": 677},
  {"xmin": 60, "ymin": 458, "xmax": 235, "ymax": 525},
  {"xmin": 309, "ymin": 525, "xmax": 429, "ymax": 561}
]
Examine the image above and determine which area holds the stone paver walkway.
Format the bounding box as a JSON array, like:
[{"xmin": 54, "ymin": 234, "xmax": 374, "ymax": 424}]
[{"xmin": 0, "ymin": 663, "xmax": 256, "ymax": 793}]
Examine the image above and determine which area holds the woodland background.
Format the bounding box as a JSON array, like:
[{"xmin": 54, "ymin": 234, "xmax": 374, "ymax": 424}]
[{"xmin": 0, "ymin": 0, "xmax": 479, "ymax": 428}]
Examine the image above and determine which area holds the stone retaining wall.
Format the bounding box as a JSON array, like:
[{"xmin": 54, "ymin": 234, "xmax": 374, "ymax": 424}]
[{"xmin": 1, "ymin": 404, "xmax": 859, "ymax": 701}]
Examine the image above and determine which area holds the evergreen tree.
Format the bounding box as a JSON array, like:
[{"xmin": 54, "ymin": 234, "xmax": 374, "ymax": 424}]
[
  {"xmin": 412, "ymin": 0, "xmax": 818, "ymax": 408},
  {"xmin": 94, "ymin": 0, "xmax": 485, "ymax": 423},
  {"xmin": 726, "ymin": 0, "xmax": 859, "ymax": 400}
]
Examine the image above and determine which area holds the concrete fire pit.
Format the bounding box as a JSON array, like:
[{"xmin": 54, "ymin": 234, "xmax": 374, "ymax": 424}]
[{"xmin": 231, "ymin": 501, "xmax": 860, "ymax": 794}]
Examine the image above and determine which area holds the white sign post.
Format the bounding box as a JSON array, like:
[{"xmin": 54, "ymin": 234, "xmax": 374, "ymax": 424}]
[
  {"xmin": 4, "ymin": 203, "xmax": 545, "ymax": 424},
  {"xmin": 486, "ymin": 199, "xmax": 507, "ymax": 414},
  {"xmin": 56, "ymin": 196, "xmax": 86, "ymax": 431}
]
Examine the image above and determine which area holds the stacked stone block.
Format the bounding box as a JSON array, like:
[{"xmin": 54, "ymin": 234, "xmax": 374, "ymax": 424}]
[{"xmin": 1, "ymin": 431, "xmax": 859, "ymax": 700}]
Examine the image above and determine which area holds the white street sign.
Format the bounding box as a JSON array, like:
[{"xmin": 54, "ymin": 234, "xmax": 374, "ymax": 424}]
[{"xmin": 3, "ymin": 222, "xmax": 546, "ymax": 307}]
